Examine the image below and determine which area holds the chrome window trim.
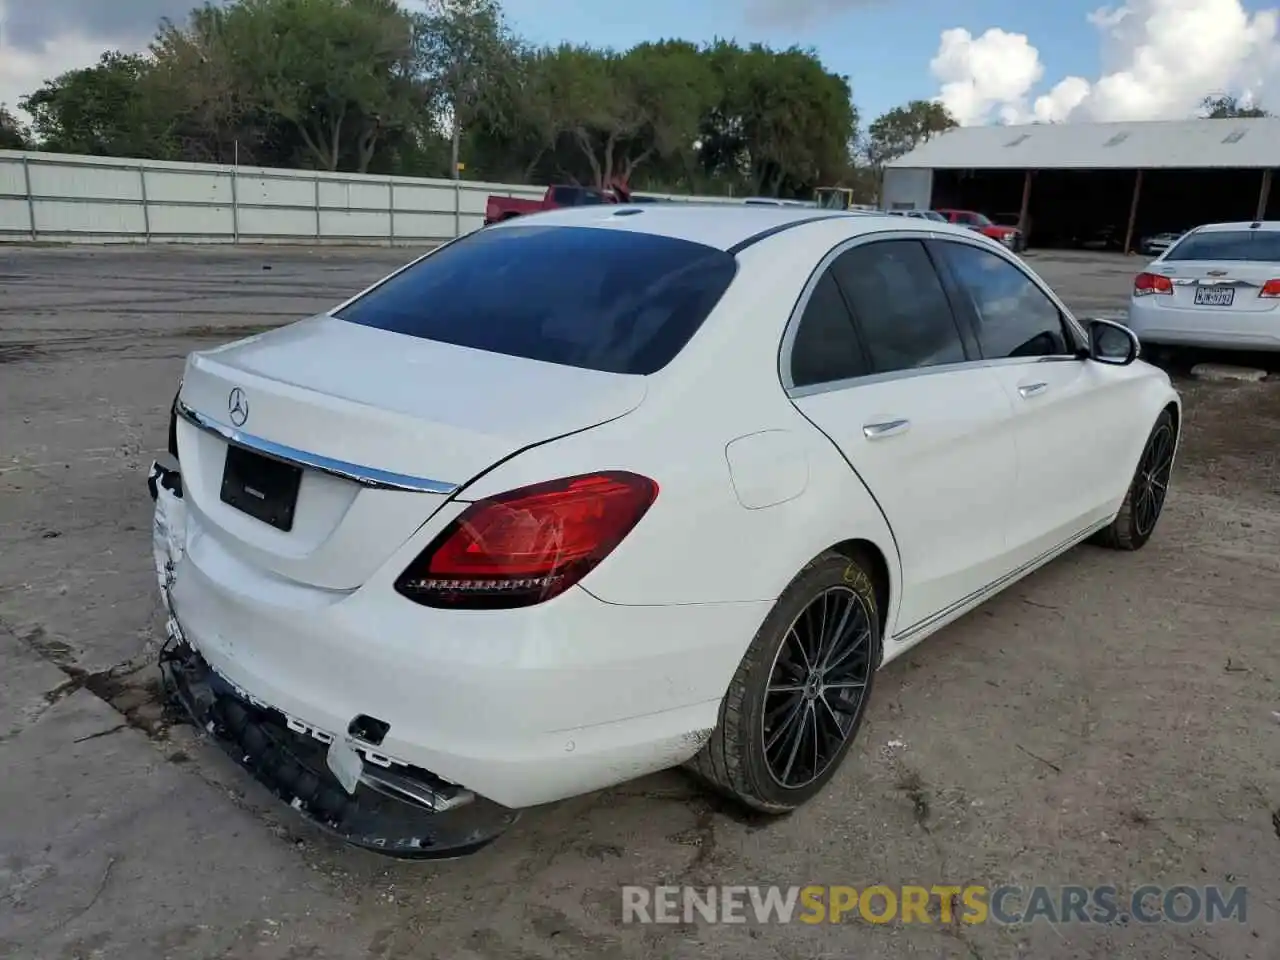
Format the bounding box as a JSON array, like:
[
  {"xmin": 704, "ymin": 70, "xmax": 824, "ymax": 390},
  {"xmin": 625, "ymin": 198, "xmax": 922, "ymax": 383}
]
[
  {"xmin": 787, "ymin": 354, "xmax": 1082, "ymax": 399},
  {"xmin": 176, "ymin": 401, "xmax": 459, "ymax": 495},
  {"xmin": 778, "ymin": 229, "xmax": 1090, "ymax": 398}
]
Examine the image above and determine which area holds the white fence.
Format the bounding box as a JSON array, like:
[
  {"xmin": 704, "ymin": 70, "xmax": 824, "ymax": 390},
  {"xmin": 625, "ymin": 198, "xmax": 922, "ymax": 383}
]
[{"xmin": 0, "ymin": 150, "xmax": 739, "ymax": 246}]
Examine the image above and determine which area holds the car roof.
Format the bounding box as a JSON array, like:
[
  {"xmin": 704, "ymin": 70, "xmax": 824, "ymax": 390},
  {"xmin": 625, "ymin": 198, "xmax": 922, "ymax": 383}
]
[
  {"xmin": 482, "ymin": 204, "xmax": 982, "ymax": 253},
  {"xmin": 1190, "ymin": 221, "xmax": 1280, "ymax": 233}
]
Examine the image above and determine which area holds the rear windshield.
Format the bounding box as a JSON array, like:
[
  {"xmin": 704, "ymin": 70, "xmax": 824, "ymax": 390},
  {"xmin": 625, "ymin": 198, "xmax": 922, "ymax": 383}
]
[
  {"xmin": 337, "ymin": 224, "xmax": 738, "ymax": 375},
  {"xmin": 1164, "ymin": 230, "xmax": 1280, "ymax": 261}
]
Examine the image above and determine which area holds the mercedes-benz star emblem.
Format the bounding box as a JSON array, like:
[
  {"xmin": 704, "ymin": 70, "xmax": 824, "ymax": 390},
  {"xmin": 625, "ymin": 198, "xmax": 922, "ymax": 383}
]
[{"xmin": 228, "ymin": 387, "xmax": 249, "ymax": 427}]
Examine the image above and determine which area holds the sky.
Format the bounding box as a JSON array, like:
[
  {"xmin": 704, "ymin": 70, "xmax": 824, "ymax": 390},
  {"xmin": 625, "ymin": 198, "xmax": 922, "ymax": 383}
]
[{"xmin": 3, "ymin": 0, "xmax": 1280, "ymax": 129}]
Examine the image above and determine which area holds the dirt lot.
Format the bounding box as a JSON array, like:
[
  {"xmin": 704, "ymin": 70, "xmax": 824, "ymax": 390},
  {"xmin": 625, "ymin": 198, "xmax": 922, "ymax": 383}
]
[{"xmin": 2, "ymin": 245, "xmax": 1278, "ymax": 960}]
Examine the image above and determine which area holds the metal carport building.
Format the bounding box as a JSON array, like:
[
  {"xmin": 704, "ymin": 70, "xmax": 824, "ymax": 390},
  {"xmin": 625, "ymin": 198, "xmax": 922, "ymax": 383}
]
[{"xmin": 881, "ymin": 118, "xmax": 1280, "ymax": 253}]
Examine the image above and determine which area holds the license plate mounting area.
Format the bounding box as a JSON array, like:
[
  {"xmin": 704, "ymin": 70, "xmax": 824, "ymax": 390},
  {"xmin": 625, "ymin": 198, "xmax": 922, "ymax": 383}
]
[{"xmin": 219, "ymin": 445, "xmax": 302, "ymax": 532}]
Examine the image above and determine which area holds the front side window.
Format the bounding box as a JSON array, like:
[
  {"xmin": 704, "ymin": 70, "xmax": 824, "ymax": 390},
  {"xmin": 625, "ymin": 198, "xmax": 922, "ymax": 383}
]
[
  {"xmin": 935, "ymin": 240, "xmax": 1072, "ymax": 359},
  {"xmin": 830, "ymin": 240, "xmax": 967, "ymax": 374},
  {"xmin": 337, "ymin": 225, "xmax": 737, "ymax": 375}
]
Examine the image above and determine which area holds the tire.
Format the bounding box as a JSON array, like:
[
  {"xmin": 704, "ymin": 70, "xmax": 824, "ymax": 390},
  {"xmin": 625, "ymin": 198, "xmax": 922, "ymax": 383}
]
[
  {"xmin": 686, "ymin": 550, "xmax": 882, "ymax": 813},
  {"xmin": 1092, "ymin": 409, "xmax": 1176, "ymax": 551}
]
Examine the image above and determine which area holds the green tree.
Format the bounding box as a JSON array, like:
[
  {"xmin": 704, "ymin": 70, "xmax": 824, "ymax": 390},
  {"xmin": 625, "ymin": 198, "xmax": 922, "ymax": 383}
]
[
  {"xmin": 20, "ymin": 52, "xmax": 159, "ymax": 156},
  {"xmin": 866, "ymin": 99, "xmax": 957, "ymax": 168},
  {"xmin": 148, "ymin": 6, "xmax": 272, "ymax": 165},
  {"xmin": 0, "ymin": 107, "xmax": 28, "ymax": 150},
  {"xmin": 209, "ymin": 0, "xmax": 422, "ymax": 172},
  {"xmin": 1201, "ymin": 94, "xmax": 1268, "ymax": 118},
  {"xmin": 7, "ymin": 0, "xmax": 867, "ymax": 197},
  {"xmin": 416, "ymin": 0, "xmax": 525, "ymax": 178},
  {"xmin": 542, "ymin": 41, "xmax": 716, "ymax": 188},
  {"xmin": 698, "ymin": 42, "xmax": 856, "ymax": 197}
]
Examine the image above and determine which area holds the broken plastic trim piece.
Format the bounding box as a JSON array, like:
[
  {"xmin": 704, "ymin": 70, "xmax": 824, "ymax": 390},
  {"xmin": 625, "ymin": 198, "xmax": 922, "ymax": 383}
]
[{"xmin": 159, "ymin": 642, "xmax": 518, "ymax": 859}]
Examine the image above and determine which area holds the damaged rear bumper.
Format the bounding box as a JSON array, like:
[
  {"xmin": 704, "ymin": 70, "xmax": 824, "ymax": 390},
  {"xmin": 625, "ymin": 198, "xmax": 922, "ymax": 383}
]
[
  {"xmin": 149, "ymin": 458, "xmax": 518, "ymax": 859},
  {"xmin": 159, "ymin": 638, "xmax": 518, "ymax": 858},
  {"xmin": 147, "ymin": 448, "xmax": 748, "ymax": 816}
]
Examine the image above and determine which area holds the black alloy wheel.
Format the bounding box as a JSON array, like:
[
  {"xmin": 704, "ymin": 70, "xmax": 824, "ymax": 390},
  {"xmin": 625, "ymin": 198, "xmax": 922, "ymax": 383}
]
[
  {"xmin": 685, "ymin": 550, "xmax": 882, "ymax": 813},
  {"xmin": 1133, "ymin": 420, "xmax": 1175, "ymax": 537},
  {"xmin": 1093, "ymin": 409, "xmax": 1177, "ymax": 551},
  {"xmin": 762, "ymin": 586, "xmax": 873, "ymax": 789}
]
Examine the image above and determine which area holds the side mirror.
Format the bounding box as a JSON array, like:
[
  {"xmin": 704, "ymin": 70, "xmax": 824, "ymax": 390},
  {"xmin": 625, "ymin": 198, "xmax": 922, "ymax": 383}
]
[{"xmin": 1087, "ymin": 318, "xmax": 1140, "ymax": 366}]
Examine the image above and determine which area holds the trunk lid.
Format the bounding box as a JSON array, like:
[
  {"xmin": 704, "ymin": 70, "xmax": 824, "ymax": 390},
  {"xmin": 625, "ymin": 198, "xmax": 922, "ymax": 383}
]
[
  {"xmin": 176, "ymin": 316, "xmax": 647, "ymax": 590},
  {"xmin": 1153, "ymin": 259, "xmax": 1280, "ymax": 314}
]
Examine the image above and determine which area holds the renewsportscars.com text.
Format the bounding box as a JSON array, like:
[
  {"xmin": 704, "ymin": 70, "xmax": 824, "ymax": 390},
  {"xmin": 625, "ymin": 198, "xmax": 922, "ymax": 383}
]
[{"xmin": 621, "ymin": 884, "xmax": 1248, "ymax": 926}]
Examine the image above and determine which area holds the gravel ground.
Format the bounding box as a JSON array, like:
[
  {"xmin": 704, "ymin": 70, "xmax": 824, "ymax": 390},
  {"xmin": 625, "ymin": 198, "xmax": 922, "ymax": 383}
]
[{"xmin": 1, "ymin": 244, "xmax": 1278, "ymax": 960}]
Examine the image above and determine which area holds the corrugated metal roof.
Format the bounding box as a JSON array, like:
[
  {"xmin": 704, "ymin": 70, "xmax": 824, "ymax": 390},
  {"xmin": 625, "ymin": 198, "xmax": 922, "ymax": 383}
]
[{"xmin": 886, "ymin": 118, "xmax": 1280, "ymax": 170}]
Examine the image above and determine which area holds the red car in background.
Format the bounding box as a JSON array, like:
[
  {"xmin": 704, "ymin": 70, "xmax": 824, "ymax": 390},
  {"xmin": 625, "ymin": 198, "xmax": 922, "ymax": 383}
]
[
  {"xmin": 485, "ymin": 183, "xmax": 634, "ymax": 225},
  {"xmin": 935, "ymin": 208, "xmax": 1025, "ymax": 252}
]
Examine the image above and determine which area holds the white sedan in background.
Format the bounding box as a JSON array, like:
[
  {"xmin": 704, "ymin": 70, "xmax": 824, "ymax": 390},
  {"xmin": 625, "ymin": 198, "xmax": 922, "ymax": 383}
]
[
  {"xmin": 150, "ymin": 205, "xmax": 1181, "ymax": 858},
  {"xmin": 888, "ymin": 209, "xmax": 949, "ymax": 222},
  {"xmin": 1128, "ymin": 220, "xmax": 1280, "ymax": 351}
]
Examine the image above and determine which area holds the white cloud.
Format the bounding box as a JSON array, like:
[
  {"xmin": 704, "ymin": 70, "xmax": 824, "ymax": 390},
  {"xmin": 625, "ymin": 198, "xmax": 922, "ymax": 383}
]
[
  {"xmin": 1032, "ymin": 76, "xmax": 1091, "ymax": 122},
  {"xmin": 929, "ymin": 27, "xmax": 1045, "ymax": 126},
  {"xmin": 0, "ymin": 1, "xmax": 158, "ymax": 123},
  {"xmin": 932, "ymin": 0, "xmax": 1280, "ymax": 125},
  {"xmin": 0, "ymin": 32, "xmax": 121, "ymax": 122}
]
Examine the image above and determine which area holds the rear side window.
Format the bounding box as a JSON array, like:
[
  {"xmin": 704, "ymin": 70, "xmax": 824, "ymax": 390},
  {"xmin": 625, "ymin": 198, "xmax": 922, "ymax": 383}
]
[
  {"xmin": 1165, "ymin": 230, "xmax": 1280, "ymax": 261},
  {"xmin": 789, "ymin": 271, "xmax": 868, "ymax": 387},
  {"xmin": 337, "ymin": 225, "xmax": 737, "ymax": 375},
  {"xmin": 830, "ymin": 240, "xmax": 967, "ymax": 373}
]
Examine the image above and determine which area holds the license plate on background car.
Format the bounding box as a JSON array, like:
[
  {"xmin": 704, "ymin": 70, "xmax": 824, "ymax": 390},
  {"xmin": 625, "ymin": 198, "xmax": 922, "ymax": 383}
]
[
  {"xmin": 219, "ymin": 445, "xmax": 302, "ymax": 531},
  {"xmin": 1194, "ymin": 285, "xmax": 1235, "ymax": 307}
]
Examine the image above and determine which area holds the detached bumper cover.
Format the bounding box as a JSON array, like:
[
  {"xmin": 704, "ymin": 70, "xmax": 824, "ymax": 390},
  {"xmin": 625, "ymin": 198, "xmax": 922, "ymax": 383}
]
[
  {"xmin": 149, "ymin": 459, "xmax": 518, "ymax": 859},
  {"xmin": 159, "ymin": 638, "xmax": 518, "ymax": 858}
]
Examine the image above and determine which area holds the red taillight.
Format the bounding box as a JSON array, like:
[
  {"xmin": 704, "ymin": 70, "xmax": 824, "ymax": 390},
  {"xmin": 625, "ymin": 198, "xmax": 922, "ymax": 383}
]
[
  {"xmin": 395, "ymin": 471, "xmax": 658, "ymax": 609},
  {"xmin": 1259, "ymin": 279, "xmax": 1280, "ymax": 298},
  {"xmin": 1134, "ymin": 272, "xmax": 1173, "ymax": 296}
]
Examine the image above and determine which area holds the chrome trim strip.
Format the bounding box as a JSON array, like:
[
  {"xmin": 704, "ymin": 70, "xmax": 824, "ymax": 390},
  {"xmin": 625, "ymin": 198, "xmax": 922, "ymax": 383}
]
[
  {"xmin": 359, "ymin": 767, "xmax": 475, "ymax": 814},
  {"xmin": 891, "ymin": 517, "xmax": 1110, "ymax": 644},
  {"xmin": 1170, "ymin": 276, "xmax": 1258, "ymax": 288},
  {"xmin": 176, "ymin": 401, "xmax": 459, "ymax": 495},
  {"xmin": 787, "ymin": 354, "xmax": 1082, "ymax": 399}
]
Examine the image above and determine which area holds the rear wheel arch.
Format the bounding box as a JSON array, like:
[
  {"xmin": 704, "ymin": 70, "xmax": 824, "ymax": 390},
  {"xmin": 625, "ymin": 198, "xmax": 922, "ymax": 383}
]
[
  {"xmin": 828, "ymin": 538, "xmax": 891, "ymax": 651},
  {"xmin": 686, "ymin": 548, "xmax": 883, "ymax": 812}
]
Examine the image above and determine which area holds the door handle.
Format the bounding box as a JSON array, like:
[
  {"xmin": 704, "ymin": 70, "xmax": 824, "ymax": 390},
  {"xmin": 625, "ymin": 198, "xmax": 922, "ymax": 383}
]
[
  {"xmin": 1018, "ymin": 381, "xmax": 1048, "ymax": 398},
  {"xmin": 863, "ymin": 419, "xmax": 910, "ymax": 439}
]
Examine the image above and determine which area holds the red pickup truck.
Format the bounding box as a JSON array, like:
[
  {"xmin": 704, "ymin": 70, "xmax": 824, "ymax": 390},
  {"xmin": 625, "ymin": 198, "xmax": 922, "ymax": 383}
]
[
  {"xmin": 934, "ymin": 208, "xmax": 1025, "ymax": 252},
  {"xmin": 485, "ymin": 183, "xmax": 634, "ymax": 225}
]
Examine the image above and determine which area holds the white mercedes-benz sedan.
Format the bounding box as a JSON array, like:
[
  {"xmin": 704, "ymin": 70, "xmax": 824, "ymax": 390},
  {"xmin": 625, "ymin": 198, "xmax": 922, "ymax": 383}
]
[
  {"xmin": 149, "ymin": 205, "xmax": 1181, "ymax": 857},
  {"xmin": 1127, "ymin": 220, "xmax": 1280, "ymax": 352}
]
